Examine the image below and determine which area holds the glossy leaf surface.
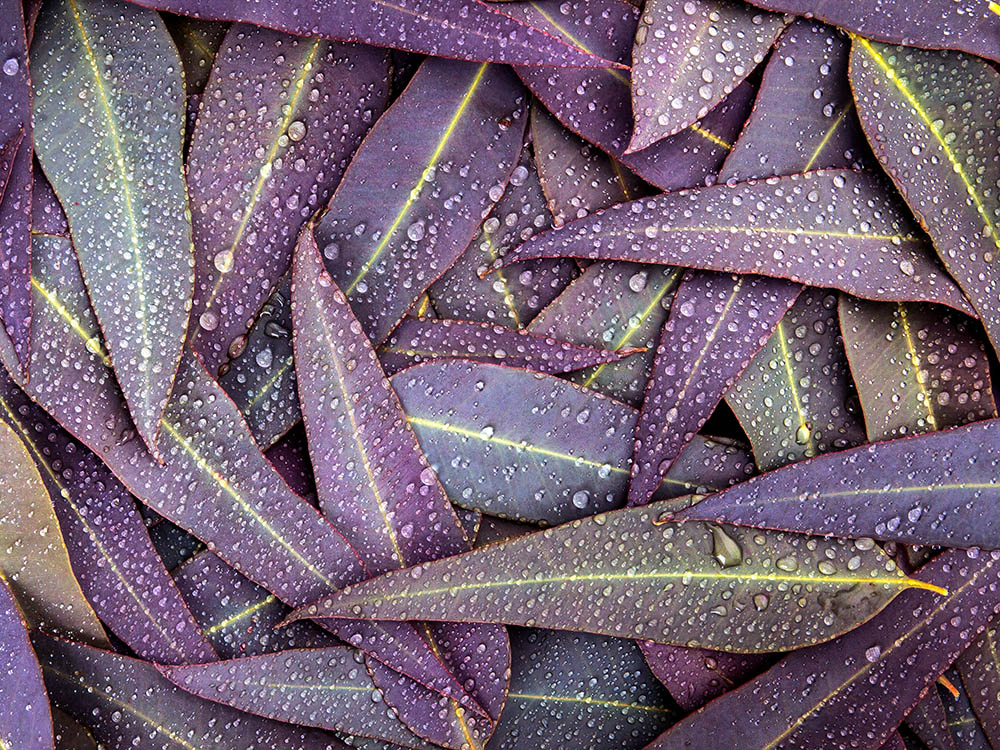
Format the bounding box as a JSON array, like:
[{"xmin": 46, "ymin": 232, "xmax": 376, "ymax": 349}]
[
  {"xmin": 188, "ymin": 24, "xmax": 390, "ymax": 374},
  {"xmin": 31, "ymin": 0, "xmax": 194, "ymax": 454},
  {"xmin": 290, "ymin": 504, "xmax": 937, "ymax": 652},
  {"xmin": 0, "ymin": 575, "xmax": 52, "ymax": 750},
  {"xmin": 850, "ymin": 40, "xmax": 1000, "ymax": 359},
  {"xmin": 313, "ymin": 58, "xmax": 526, "ymax": 344}
]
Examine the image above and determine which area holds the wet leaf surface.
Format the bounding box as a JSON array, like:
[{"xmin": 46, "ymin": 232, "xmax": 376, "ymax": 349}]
[
  {"xmin": 0, "ymin": 575, "xmax": 52, "ymax": 750},
  {"xmin": 31, "ymin": 0, "xmax": 194, "ymax": 454},
  {"xmin": 289, "ymin": 503, "xmax": 938, "ymax": 652}
]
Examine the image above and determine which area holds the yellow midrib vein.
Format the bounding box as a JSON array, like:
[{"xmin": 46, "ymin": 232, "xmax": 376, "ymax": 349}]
[
  {"xmin": 418, "ymin": 622, "xmax": 481, "ymax": 748},
  {"xmin": 897, "ymin": 302, "xmax": 938, "ymax": 429},
  {"xmin": 203, "ymin": 594, "xmax": 277, "ymax": 635},
  {"xmin": 44, "ymin": 664, "xmax": 197, "ymax": 749},
  {"xmin": 244, "ymin": 354, "xmax": 294, "ymax": 411},
  {"xmin": 764, "ymin": 481, "xmax": 1000, "ymax": 503},
  {"xmin": 528, "ymin": 2, "xmax": 629, "ymax": 85},
  {"xmin": 762, "ymin": 559, "xmax": 990, "ymax": 748},
  {"xmin": 343, "ymin": 569, "xmax": 945, "ymax": 606},
  {"xmin": 803, "ymin": 101, "xmax": 854, "ymax": 172},
  {"xmin": 482, "ymin": 222, "xmax": 523, "ymax": 329},
  {"xmin": 199, "ymin": 40, "xmax": 321, "ymax": 318},
  {"xmin": 316, "ymin": 297, "xmax": 407, "ymax": 568},
  {"xmin": 580, "ymin": 269, "xmax": 680, "ymax": 388},
  {"xmin": 345, "ymin": 62, "xmax": 488, "ymax": 295},
  {"xmin": 622, "ymin": 225, "xmax": 920, "ymax": 242},
  {"xmin": 774, "ymin": 317, "xmax": 816, "ymax": 455},
  {"xmin": 67, "ymin": 0, "xmax": 150, "ymax": 415},
  {"xmin": 508, "ymin": 692, "xmax": 672, "ymax": 713},
  {"xmin": 0, "ymin": 397, "xmax": 191, "ymax": 661},
  {"xmin": 33, "ymin": 276, "xmax": 336, "ymax": 592},
  {"xmin": 856, "ymin": 37, "xmax": 1000, "ymax": 254}
]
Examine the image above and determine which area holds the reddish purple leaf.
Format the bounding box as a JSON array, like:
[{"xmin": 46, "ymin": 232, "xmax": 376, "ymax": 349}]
[
  {"xmin": 497, "ymin": 170, "xmax": 974, "ymax": 316},
  {"xmin": 0, "ymin": 0, "xmax": 30, "ymax": 371},
  {"xmin": 956, "ymin": 628, "xmax": 1000, "ymax": 748},
  {"xmin": 649, "ymin": 549, "xmax": 1000, "ymax": 749},
  {"xmin": 314, "ymin": 57, "xmax": 527, "ymax": 344},
  {"xmin": 905, "ymin": 691, "xmax": 956, "ymax": 750},
  {"xmin": 0, "ymin": 576, "xmax": 51, "ymax": 750},
  {"xmin": 0, "ymin": 368, "xmax": 216, "ymax": 665},
  {"xmin": 33, "ymin": 633, "xmax": 349, "ymax": 749},
  {"xmin": 627, "ymin": 271, "xmax": 797, "ymax": 506},
  {"xmin": 628, "ymin": 0, "xmax": 786, "ymax": 151},
  {"xmin": 378, "ymin": 316, "xmax": 642, "ymax": 376},
  {"xmin": 288, "ymin": 503, "xmax": 939, "ymax": 652},
  {"xmin": 677, "ymin": 417, "xmax": 1000, "ymax": 549},
  {"xmin": 160, "ymin": 648, "xmax": 437, "ymax": 748},
  {"xmin": 187, "ymin": 24, "xmax": 390, "ymax": 375},
  {"xmin": 744, "ymin": 0, "xmax": 1000, "ymax": 62},
  {"xmin": 121, "ymin": 0, "xmax": 620, "ymax": 68},
  {"xmin": 292, "ymin": 227, "xmax": 507, "ymax": 747},
  {"xmin": 265, "ymin": 425, "xmax": 317, "ymax": 502},
  {"xmin": 508, "ymin": 0, "xmax": 755, "ymax": 191}
]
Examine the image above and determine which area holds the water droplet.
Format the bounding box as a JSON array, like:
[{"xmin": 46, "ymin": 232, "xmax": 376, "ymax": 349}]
[{"xmin": 711, "ymin": 526, "xmax": 742, "ymax": 568}]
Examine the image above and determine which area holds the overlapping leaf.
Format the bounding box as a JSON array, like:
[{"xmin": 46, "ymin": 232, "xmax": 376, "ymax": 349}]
[
  {"xmin": 292, "ymin": 228, "xmax": 506, "ymax": 748},
  {"xmin": 34, "ymin": 633, "xmax": 349, "ymax": 749},
  {"xmin": 288, "ymin": 503, "xmax": 940, "ymax": 652},
  {"xmin": 187, "ymin": 24, "xmax": 390, "ymax": 374},
  {"xmin": 904, "ymin": 691, "xmax": 955, "ymax": 750},
  {"xmin": 31, "ymin": 0, "xmax": 193, "ymax": 454},
  {"xmin": 120, "ymin": 0, "xmax": 619, "ymax": 67},
  {"xmin": 0, "ymin": 0, "xmax": 31, "ymax": 370},
  {"xmin": 314, "ymin": 57, "xmax": 526, "ymax": 344},
  {"xmin": 0, "ymin": 575, "xmax": 52, "ymax": 750},
  {"xmin": 651, "ymin": 549, "xmax": 1000, "ymax": 749},
  {"xmin": 849, "ymin": 40, "xmax": 1000, "ymax": 360},
  {"xmin": 629, "ymin": 0, "xmax": 786, "ymax": 150},
  {"xmin": 498, "ymin": 170, "xmax": 973, "ymax": 314}
]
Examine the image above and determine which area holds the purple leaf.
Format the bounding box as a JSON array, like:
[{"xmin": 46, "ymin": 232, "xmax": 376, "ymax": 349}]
[
  {"xmin": 378, "ymin": 316, "xmax": 642, "ymax": 376},
  {"xmin": 955, "ymin": 636, "xmax": 1000, "ymax": 748},
  {"xmin": 488, "ymin": 628, "xmax": 676, "ymax": 749},
  {"xmin": 0, "ymin": 576, "xmax": 52, "ymax": 750},
  {"xmin": 628, "ymin": 0, "xmax": 786, "ymax": 151},
  {"xmin": 33, "ymin": 633, "xmax": 350, "ymax": 749},
  {"xmin": 288, "ymin": 504, "xmax": 940, "ymax": 652},
  {"xmin": 497, "ymin": 170, "xmax": 974, "ymax": 316},
  {"xmin": 292, "ymin": 227, "xmax": 507, "ymax": 747},
  {"xmin": 164, "ymin": 15, "xmax": 226, "ymax": 97},
  {"xmin": 20, "ymin": 231, "xmax": 488, "ymax": 718},
  {"xmin": 31, "ymin": 0, "xmax": 193, "ymax": 456},
  {"xmin": 0, "ymin": 368, "xmax": 216, "ymax": 665},
  {"xmin": 849, "ymin": 40, "xmax": 1000, "ymax": 360},
  {"xmin": 839, "ymin": 298, "xmax": 995, "ymax": 440},
  {"xmin": 427, "ymin": 139, "xmax": 576, "ymax": 330},
  {"xmin": 649, "ymin": 549, "xmax": 1000, "ymax": 749},
  {"xmin": 120, "ymin": 0, "xmax": 620, "ymax": 68},
  {"xmin": 313, "ymin": 57, "xmax": 527, "ymax": 344},
  {"xmin": 626, "ymin": 271, "xmax": 796, "ymax": 506},
  {"xmin": 904, "ymin": 691, "xmax": 956, "ymax": 750},
  {"xmin": 677, "ymin": 417, "xmax": 1000, "ymax": 549},
  {"xmin": 940, "ymin": 666, "xmax": 993, "ymax": 749},
  {"xmin": 187, "ymin": 24, "xmax": 390, "ymax": 375},
  {"xmin": 509, "ymin": 0, "xmax": 755, "ymax": 191},
  {"xmin": 744, "ymin": 0, "xmax": 1000, "ymax": 62},
  {"xmin": 0, "ymin": 0, "xmax": 30, "ymax": 372},
  {"xmin": 160, "ymin": 648, "xmax": 436, "ymax": 748}
]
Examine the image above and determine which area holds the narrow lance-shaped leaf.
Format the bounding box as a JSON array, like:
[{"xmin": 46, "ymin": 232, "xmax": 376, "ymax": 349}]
[
  {"xmin": 119, "ymin": 0, "xmax": 620, "ymax": 67},
  {"xmin": 160, "ymin": 648, "xmax": 438, "ymax": 749},
  {"xmin": 677, "ymin": 417, "xmax": 1000, "ymax": 549},
  {"xmin": 941, "ymin": 666, "xmax": 993, "ymax": 749},
  {"xmin": 650, "ymin": 549, "xmax": 1000, "ymax": 750},
  {"xmin": 839, "ymin": 297, "xmax": 995, "ymax": 441},
  {"xmin": 188, "ymin": 24, "xmax": 390, "ymax": 375},
  {"xmin": 628, "ymin": 0, "xmax": 786, "ymax": 151},
  {"xmin": 427, "ymin": 138, "xmax": 576, "ymax": 330},
  {"xmin": 0, "ymin": 368, "xmax": 217, "ymax": 666},
  {"xmin": 0, "ymin": 575, "xmax": 52, "ymax": 750},
  {"xmin": 955, "ymin": 623, "xmax": 1000, "ymax": 748},
  {"xmin": 904, "ymin": 691, "xmax": 956, "ymax": 750},
  {"xmin": 287, "ymin": 503, "xmax": 942, "ymax": 653},
  {"xmin": 34, "ymin": 633, "xmax": 350, "ymax": 750},
  {"xmin": 488, "ymin": 628, "xmax": 676, "ymax": 750},
  {"xmin": 293, "ymin": 228, "xmax": 507, "ymax": 749},
  {"xmin": 497, "ymin": 170, "xmax": 974, "ymax": 316},
  {"xmin": 0, "ymin": 417, "xmax": 107, "ymax": 646},
  {"xmin": 849, "ymin": 40, "xmax": 1000, "ymax": 360},
  {"xmin": 742, "ymin": 0, "xmax": 999, "ymax": 62},
  {"xmin": 0, "ymin": 0, "xmax": 31, "ymax": 370},
  {"xmin": 508, "ymin": 0, "xmax": 755, "ymax": 191},
  {"xmin": 31, "ymin": 0, "xmax": 194, "ymax": 455},
  {"xmin": 314, "ymin": 58, "xmax": 527, "ymax": 344},
  {"xmin": 19, "ymin": 233, "xmax": 487, "ymax": 714},
  {"xmin": 378, "ymin": 317, "xmax": 641, "ymax": 376}
]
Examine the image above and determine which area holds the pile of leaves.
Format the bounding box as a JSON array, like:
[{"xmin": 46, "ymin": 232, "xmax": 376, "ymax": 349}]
[{"xmin": 1, "ymin": 0, "xmax": 999, "ymax": 747}]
